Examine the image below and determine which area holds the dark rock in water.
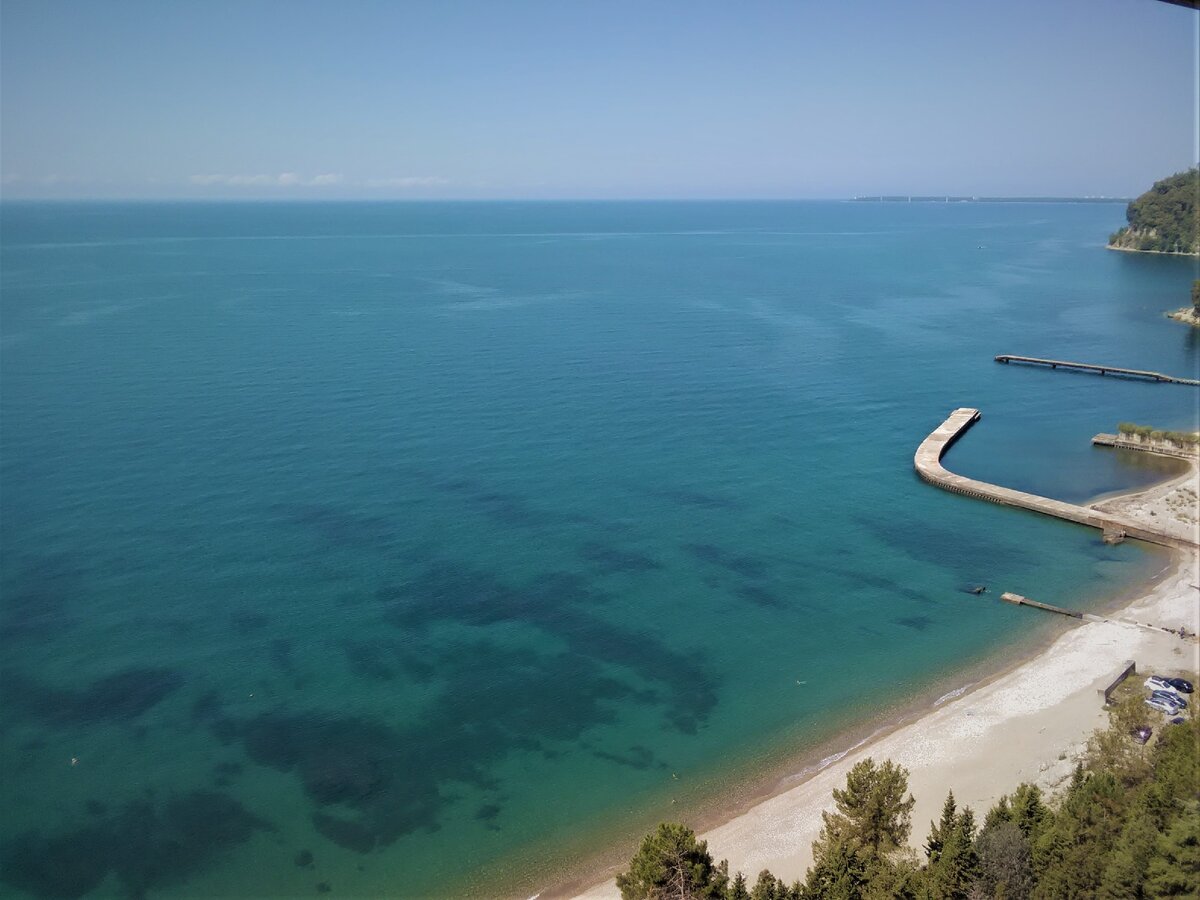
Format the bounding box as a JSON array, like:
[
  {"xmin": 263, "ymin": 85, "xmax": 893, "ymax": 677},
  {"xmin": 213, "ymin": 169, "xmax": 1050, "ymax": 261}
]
[
  {"xmin": 294, "ymin": 849, "xmax": 314, "ymax": 869},
  {"xmin": 317, "ymin": 882, "xmax": 332, "ymax": 893}
]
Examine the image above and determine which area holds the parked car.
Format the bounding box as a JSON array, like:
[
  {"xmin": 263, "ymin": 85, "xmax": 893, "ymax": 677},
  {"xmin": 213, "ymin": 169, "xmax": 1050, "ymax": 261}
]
[
  {"xmin": 1151, "ymin": 690, "xmax": 1187, "ymax": 710},
  {"xmin": 1146, "ymin": 696, "xmax": 1181, "ymax": 715},
  {"xmin": 1145, "ymin": 675, "xmax": 1178, "ymax": 694},
  {"xmin": 1131, "ymin": 725, "xmax": 1152, "ymax": 745},
  {"xmin": 1166, "ymin": 677, "xmax": 1194, "ymax": 694}
]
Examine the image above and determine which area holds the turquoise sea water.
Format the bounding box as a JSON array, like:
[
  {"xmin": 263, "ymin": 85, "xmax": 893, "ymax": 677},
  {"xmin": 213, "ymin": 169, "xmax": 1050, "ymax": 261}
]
[{"xmin": 1, "ymin": 201, "xmax": 1197, "ymax": 899}]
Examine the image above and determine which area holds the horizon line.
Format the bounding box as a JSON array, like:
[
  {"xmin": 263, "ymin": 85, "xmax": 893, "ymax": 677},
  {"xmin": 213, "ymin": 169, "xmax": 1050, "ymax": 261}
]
[{"xmin": 0, "ymin": 195, "xmax": 1133, "ymax": 204}]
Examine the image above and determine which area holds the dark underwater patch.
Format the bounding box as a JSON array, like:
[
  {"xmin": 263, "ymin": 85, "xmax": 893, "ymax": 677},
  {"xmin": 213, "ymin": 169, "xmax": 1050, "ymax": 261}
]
[
  {"xmin": 592, "ymin": 744, "xmax": 667, "ymax": 771},
  {"xmin": 0, "ymin": 586, "xmax": 73, "ymax": 642},
  {"xmin": 213, "ymin": 712, "xmax": 444, "ymax": 853},
  {"xmin": 341, "ymin": 639, "xmax": 397, "ymax": 681},
  {"xmin": 434, "ymin": 478, "xmax": 588, "ymax": 529},
  {"xmin": 273, "ymin": 502, "xmax": 393, "ymax": 548},
  {"xmin": 380, "ymin": 563, "xmax": 717, "ymax": 734},
  {"xmin": 269, "ymin": 638, "xmax": 296, "ymax": 675},
  {"xmin": 853, "ymin": 513, "xmax": 1033, "ymax": 572},
  {"xmin": 4, "ymin": 666, "xmax": 184, "ymax": 727},
  {"xmin": 475, "ymin": 803, "xmax": 502, "ymax": 822},
  {"xmin": 230, "ymin": 610, "xmax": 270, "ymax": 633},
  {"xmin": 683, "ymin": 543, "xmax": 769, "ymax": 579},
  {"xmin": 894, "ymin": 615, "xmax": 933, "ymax": 631},
  {"xmin": 644, "ymin": 487, "xmax": 740, "ymax": 510},
  {"xmin": 0, "ymin": 554, "xmax": 86, "ymax": 644},
  {"xmin": 209, "ymin": 629, "xmax": 703, "ymax": 850},
  {"xmin": 578, "ymin": 541, "xmax": 662, "ymax": 574},
  {"xmin": 736, "ymin": 585, "xmax": 786, "ymax": 609},
  {"xmin": 0, "ymin": 790, "xmax": 272, "ymax": 900}
]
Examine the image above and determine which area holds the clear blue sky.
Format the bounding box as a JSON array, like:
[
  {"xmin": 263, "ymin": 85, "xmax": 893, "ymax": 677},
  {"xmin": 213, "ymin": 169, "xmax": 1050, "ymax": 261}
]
[{"xmin": 1, "ymin": 0, "xmax": 1196, "ymax": 199}]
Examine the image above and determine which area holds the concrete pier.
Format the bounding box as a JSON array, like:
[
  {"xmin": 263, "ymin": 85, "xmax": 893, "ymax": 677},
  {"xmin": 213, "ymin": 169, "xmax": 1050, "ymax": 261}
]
[
  {"xmin": 995, "ymin": 354, "xmax": 1200, "ymax": 386},
  {"xmin": 914, "ymin": 408, "xmax": 1199, "ymax": 551},
  {"xmin": 1000, "ymin": 592, "xmax": 1082, "ymax": 618}
]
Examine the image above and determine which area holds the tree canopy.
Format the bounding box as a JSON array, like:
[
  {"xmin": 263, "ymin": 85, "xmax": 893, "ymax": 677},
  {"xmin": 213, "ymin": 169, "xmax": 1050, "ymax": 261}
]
[
  {"xmin": 1108, "ymin": 168, "xmax": 1199, "ymax": 255},
  {"xmin": 616, "ymin": 707, "xmax": 1198, "ymax": 900}
]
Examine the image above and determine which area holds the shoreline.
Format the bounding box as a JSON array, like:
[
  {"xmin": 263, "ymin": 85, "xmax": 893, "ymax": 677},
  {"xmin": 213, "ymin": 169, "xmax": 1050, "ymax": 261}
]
[
  {"xmin": 1105, "ymin": 243, "xmax": 1200, "ymax": 257},
  {"xmin": 564, "ymin": 465, "xmax": 1199, "ymax": 900}
]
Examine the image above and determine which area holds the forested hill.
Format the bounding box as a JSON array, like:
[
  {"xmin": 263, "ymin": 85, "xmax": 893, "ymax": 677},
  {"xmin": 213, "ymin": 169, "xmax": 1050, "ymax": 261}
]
[{"xmin": 1108, "ymin": 168, "xmax": 1199, "ymax": 255}]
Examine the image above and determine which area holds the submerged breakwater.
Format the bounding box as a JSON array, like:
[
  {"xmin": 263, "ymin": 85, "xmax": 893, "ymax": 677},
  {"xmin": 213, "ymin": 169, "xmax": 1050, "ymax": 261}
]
[{"xmin": 1, "ymin": 201, "xmax": 1196, "ymax": 898}]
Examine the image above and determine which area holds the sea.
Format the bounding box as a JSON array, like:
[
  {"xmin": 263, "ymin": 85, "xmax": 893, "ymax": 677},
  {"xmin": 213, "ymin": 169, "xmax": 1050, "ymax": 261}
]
[{"xmin": 1, "ymin": 201, "xmax": 1197, "ymax": 899}]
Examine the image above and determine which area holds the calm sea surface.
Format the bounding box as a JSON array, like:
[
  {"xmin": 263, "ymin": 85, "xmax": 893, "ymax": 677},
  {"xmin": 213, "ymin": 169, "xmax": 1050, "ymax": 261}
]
[{"xmin": 1, "ymin": 202, "xmax": 1197, "ymax": 898}]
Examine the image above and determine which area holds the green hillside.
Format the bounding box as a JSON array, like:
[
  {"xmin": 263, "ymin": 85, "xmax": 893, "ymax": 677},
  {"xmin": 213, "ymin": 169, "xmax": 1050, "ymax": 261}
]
[{"xmin": 1108, "ymin": 168, "xmax": 1199, "ymax": 255}]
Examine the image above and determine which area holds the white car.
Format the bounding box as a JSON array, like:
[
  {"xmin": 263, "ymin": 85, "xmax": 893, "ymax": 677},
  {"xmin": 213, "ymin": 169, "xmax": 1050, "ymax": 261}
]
[
  {"xmin": 1146, "ymin": 696, "xmax": 1180, "ymax": 715},
  {"xmin": 1145, "ymin": 676, "xmax": 1181, "ymax": 696}
]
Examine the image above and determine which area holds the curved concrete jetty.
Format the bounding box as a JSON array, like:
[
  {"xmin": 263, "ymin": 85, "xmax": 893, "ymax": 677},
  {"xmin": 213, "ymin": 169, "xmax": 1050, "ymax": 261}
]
[{"xmin": 914, "ymin": 408, "xmax": 1198, "ymax": 551}]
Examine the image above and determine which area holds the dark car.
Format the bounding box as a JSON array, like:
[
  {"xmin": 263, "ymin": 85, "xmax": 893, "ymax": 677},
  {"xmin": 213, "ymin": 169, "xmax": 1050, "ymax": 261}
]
[
  {"xmin": 1131, "ymin": 725, "xmax": 1153, "ymax": 745},
  {"xmin": 1167, "ymin": 678, "xmax": 1194, "ymax": 694}
]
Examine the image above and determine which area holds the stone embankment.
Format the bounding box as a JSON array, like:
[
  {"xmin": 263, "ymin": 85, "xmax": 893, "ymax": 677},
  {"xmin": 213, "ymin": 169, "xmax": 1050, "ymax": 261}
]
[{"xmin": 914, "ymin": 408, "xmax": 1199, "ymax": 552}]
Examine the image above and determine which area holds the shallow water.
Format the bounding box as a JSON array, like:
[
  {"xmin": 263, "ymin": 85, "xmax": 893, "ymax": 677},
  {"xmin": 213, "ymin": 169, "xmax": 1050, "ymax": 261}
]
[{"xmin": 1, "ymin": 201, "xmax": 1196, "ymax": 898}]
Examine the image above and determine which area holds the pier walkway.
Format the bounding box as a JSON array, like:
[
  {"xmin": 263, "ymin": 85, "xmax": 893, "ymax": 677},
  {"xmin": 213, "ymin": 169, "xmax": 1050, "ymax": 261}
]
[
  {"xmin": 995, "ymin": 355, "xmax": 1200, "ymax": 386},
  {"xmin": 914, "ymin": 408, "xmax": 1199, "ymax": 551}
]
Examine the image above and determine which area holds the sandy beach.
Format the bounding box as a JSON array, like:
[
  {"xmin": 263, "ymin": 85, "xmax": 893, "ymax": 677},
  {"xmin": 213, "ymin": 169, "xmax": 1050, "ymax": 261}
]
[{"xmin": 573, "ymin": 464, "xmax": 1199, "ymax": 898}]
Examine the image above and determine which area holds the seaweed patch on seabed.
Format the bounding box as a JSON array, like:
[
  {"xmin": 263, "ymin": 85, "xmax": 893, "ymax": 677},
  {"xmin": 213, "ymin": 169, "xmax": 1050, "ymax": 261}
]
[
  {"xmin": 894, "ymin": 615, "xmax": 934, "ymax": 632},
  {"xmin": 379, "ymin": 564, "xmax": 718, "ymax": 733},
  {"xmin": 578, "ymin": 541, "xmax": 663, "ymax": 574},
  {"xmin": 433, "ymin": 478, "xmax": 590, "ymax": 529},
  {"xmin": 736, "ymin": 584, "xmax": 787, "ymax": 609},
  {"xmin": 852, "ymin": 513, "xmax": 1034, "ymax": 571},
  {"xmin": 643, "ymin": 486, "xmax": 742, "ymax": 510},
  {"xmin": 682, "ymin": 542, "xmax": 770, "ymax": 579},
  {"xmin": 0, "ymin": 790, "xmax": 273, "ymax": 900},
  {"xmin": 272, "ymin": 502, "xmax": 395, "ymax": 548},
  {"xmin": 0, "ymin": 553, "xmax": 87, "ymax": 643},
  {"xmin": 592, "ymin": 744, "xmax": 669, "ymax": 772},
  {"xmin": 3, "ymin": 666, "xmax": 184, "ymax": 727},
  {"xmin": 210, "ymin": 633, "xmax": 703, "ymax": 852},
  {"xmin": 211, "ymin": 711, "xmax": 444, "ymax": 854}
]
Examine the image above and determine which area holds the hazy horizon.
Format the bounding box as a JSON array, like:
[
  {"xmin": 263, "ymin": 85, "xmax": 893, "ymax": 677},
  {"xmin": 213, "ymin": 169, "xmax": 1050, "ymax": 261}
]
[{"xmin": 2, "ymin": 0, "xmax": 1197, "ymax": 201}]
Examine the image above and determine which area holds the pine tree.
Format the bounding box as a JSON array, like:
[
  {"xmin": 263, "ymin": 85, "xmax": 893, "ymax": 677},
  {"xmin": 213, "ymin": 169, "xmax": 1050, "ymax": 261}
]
[
  {"xmin": 1097, "ymin": 808, "xmax": 1159, "ymax": 899},
  {"xmin": 1032, "ymin": 771, "xmax": 1125, "ymax": 899},
  {"xmin": 924, "ymin": 791, "xmax": 958, "ymax": 864},
  {"xmin": 922, "ymin": 795, "xmax": 978, "ymax": 900},
  {"xmin": 822, "ymin": 758, "xmax": 916, "ymax": 860},
  {"xmin": 801, "ymin": 835, "xmax": 868, "ymax": 900},
  {"xmin": 725, "ymin": 871, "xmax": 750, "ymax": 900},
  {"xmin": 1008, "ymin": 784, "xmax": 1048, "ymax": 843},
  {"xmin": 617, "ymin": 822, "xmax": 719, "ymax": 900},
  {"xmin": 1144, "ymin": 811, "xmax": 1200, "ymax": 898},
  {"xmin": 749, "ymin": 869, "xmax": 782, "ymax": 900}
]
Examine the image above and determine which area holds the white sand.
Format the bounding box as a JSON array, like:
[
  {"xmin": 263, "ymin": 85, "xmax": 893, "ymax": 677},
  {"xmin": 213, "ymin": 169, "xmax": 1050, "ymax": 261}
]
[{"xmin": 573, "ymin": 473, "xmax": 1199, "ymax": 898}]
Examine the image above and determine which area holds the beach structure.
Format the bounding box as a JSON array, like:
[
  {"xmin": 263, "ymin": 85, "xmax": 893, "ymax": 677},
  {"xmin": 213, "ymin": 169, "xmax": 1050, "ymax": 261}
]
[{"xmin": 914, "ymin": 408, "xmax": 1199, "ymax": 551}]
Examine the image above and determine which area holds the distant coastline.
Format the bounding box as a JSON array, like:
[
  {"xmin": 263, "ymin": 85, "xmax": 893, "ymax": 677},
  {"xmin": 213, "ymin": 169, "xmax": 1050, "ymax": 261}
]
[{"xmin": 851, "ymin": 195, "xmax": 1128, "ymax": 204}]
